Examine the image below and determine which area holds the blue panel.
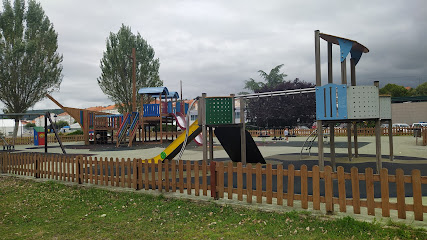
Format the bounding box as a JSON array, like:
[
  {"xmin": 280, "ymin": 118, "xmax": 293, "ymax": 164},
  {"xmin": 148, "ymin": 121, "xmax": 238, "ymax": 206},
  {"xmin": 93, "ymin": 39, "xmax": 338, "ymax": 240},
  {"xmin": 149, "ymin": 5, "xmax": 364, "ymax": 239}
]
[
  {"xmin": 34, "ymin": 129, "xmax": 38, "ymax": 146},
  {"xmin": 316, "ymin": 84, "xmax": 348, "ymax": 120},
  {"xmin": 316, "ymin": 87, "xmax": 325, "ymax": 120},
  {"xmin": 80, "ymin": 110, "xmax": 84, "ymax": 126},
  {"xmin": 337, "ymin": 85, "xmax": 347, "ymax": 119},
  {"xmin": 350, "ymin": 49, "xmax": 363, "ymax": 66},
  {"xmin": 143, "ymin": 104, "xmax": 160, "ymax": 117},
  {"xmin": 176, "ymin": 102, "xmax": 181, "ymax": 113},
  {"xmin": 337, "ymin": 38, "xmax": 354, "ymax": 62},
  {"xmin": 331, "ymin": 85, "xmax": 337, "ymax": 118},
  {"xmin": 325, "ymin": 86, "xmax": 331, "ymax": 118},
  {"xmin": 185, "ymin": 103, "xmax": 189, "ymax": 114},
  {"xmin": 168, "ymin": 102, "xmax": 173, "ymax": 113}
]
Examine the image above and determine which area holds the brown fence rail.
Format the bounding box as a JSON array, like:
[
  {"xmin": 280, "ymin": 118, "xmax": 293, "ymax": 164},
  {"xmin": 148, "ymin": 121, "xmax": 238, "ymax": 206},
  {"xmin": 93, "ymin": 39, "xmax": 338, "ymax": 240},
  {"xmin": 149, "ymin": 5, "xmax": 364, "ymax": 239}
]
[
  {"xmin": 0, "ymin": 135, "xmax": 84, "ymax": 146},
  {"xmin": 1, "ymin": 153, "xmax": 426, "ymax": 221},
  {"xmin": 248, "ymin": 127, "xmax": 427, "ymax": 137}
]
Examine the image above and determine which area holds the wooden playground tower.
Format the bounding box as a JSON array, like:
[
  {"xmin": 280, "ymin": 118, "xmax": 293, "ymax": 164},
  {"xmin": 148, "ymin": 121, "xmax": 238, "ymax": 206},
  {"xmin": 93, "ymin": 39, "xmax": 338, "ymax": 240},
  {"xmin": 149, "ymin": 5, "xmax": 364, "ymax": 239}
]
[
  {"xmin": 314, "ymin": 30, "xmax": 393, "ymax": 173},
  {"xmin": 47, "ymin": 87, "xmax": 188, "ymax": 147}
]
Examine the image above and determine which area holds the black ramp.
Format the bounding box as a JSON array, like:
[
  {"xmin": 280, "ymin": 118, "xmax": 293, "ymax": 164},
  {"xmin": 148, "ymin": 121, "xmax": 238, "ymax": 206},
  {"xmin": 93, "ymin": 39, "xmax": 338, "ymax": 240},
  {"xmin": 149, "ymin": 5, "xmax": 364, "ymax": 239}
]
[{"xmin": 215, "ymin": 126, "xmax": 266, "ymax": 164}]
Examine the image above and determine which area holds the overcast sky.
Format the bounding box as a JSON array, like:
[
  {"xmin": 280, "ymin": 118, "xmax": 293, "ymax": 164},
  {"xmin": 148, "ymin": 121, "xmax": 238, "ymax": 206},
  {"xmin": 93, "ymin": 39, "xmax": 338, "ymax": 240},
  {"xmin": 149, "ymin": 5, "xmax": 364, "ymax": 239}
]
[{"xmin": 1, "ymin": 0, "xmax": 426, "ymax": 111}]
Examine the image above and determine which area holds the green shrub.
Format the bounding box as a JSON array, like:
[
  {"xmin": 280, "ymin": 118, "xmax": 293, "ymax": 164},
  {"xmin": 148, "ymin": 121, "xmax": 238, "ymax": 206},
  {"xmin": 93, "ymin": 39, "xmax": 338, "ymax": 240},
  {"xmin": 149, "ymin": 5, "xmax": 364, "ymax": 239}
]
[{"xmin": 66, "ymin": 130, "xmax": 83, "ymax": 135}]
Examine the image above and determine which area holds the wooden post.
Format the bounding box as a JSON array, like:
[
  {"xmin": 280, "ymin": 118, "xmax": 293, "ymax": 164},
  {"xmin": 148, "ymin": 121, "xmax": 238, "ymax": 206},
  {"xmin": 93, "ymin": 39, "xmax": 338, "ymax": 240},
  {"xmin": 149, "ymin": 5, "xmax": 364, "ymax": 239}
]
[
  {"xmin": 210, "ymin": 161, "xmax": 217, "ymax": 199},
  {"xmin": 35, "ymin": 154, "xmax": 40, "ymax": 178},
  {"xmin": 44, "ymin": 113, "xmax": 48, "ymax": 153},
  {"xmin": 341, "ymin": 59, "xmax": 347, "ymax": 84},
  {"xmin": 347, "ymin": 123, "xmax": 352, "ymax": 161},
  {"xmin": 240, "ymin": 97, "xmax": 246, "ymax": 166},
  {"xmin": 209, "ymin": 127, "xmax": 213, "ymax": 162},
  {"xmin": 412, "ymin": 169, "xmax": 423, "ymax": 221},
  {"xmin": 350, "ymin": 58, "xmax": 359, "ymax": 158},
  {"xmin": 388, "ymin": 119, "xmax": 393, "ymax": 161},
  {"xmin": 131, "ymin": 48, "xmax": 136, "ymax": 112},
  {"xmin": 315, "ymin": 30, "xmax": 324, "ymax": 170},
  {"xmin": 374, "ymin": 81, "xmax": 382, "ymax": 173},
  {"xmin": 330, "ymin": 124, "xmax": 336, "ymax": 171},
  {"xmin": 328, "ymin": 42, "xmax": 333, "ymax": 82},
  {"xmin": 350, "ymin": 58, "xmax": 356, "ymax": 86},
  {"xmin": 327, "ymin": 41, "xmax": 335, "ymax": 171},
  {"xmin": 83, "ymin": 110, "xmax": 89, "ymax": 145},
  {"xmin": 160, "ymin": 94, "xmax": 163, "ymax": 144},
  {"xmin": 353, "ymin": 123, "xmax": 358, "ymax": 158},
  {"xmin": 77, "ymin": 156, "xmax": 82, "ymax": 184},
  {"xmin": 201, "ymin": 93, "xmax": 208, "ymax": 162},
  {"xmin": 140, "ymin": 95, "xmax": 144, "ymax": 143},
  {"xmin": 396, "ymin": 168, "xmax": 406, "ymax": 219}
]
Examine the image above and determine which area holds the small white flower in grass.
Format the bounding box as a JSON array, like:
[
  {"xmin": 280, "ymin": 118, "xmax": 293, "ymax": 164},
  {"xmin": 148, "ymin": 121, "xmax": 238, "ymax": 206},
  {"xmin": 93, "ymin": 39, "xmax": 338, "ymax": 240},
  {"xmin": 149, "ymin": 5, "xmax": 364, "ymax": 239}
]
[
  {"xmin": 306, "ymin": 226, "xmax": 310, "ymax": 231},
  {"xmin": 100, "ymin": 214, "xmax": 106, "ymax": 217}
]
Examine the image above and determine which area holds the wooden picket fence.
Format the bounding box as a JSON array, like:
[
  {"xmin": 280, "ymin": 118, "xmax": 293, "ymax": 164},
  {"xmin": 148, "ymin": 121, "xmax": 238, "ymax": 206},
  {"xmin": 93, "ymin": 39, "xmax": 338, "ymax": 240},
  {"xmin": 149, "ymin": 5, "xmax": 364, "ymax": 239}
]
[
  {"xmin": 248, "ymin": 127, "xmax": 425, "ymax": 137},
  {"xmin": 1, "ymin": 152, "xmax": 426, "ymax": 221},
  {"xmin": 0, "ymin": 135, "xmax": 85, "ymax": 146}
]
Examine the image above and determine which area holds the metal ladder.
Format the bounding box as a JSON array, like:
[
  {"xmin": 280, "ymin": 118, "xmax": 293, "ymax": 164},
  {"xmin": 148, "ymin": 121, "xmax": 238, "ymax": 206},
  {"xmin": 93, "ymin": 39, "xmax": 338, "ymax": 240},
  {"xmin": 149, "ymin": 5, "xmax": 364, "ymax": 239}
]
[{"xmin": 300, "ymin": 129, "xmax": 318, "ymax": 159}]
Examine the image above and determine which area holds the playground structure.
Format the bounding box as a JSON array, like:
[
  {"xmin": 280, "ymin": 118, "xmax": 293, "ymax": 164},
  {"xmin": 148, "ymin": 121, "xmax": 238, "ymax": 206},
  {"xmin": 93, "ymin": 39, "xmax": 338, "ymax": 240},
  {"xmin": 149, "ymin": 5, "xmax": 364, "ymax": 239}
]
[
  {"xmin": 47, "ymin": 87, "xmax": 191, "ymax": 147},
  {"xmin": 314, "ymin": 30, "xmax": 393, "ymax": 173},
  {"xmin": 44, "ymin": 30, "xmax": 394, "ymax": 173}
]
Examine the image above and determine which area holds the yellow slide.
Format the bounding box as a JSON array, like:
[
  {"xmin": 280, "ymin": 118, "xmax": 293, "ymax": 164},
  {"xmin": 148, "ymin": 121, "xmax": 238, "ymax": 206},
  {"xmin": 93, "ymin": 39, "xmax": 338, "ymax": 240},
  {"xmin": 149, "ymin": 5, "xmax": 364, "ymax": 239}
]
[{"xmin": 152, "ymin": 120, "xmax": 202, "ymax": 163}]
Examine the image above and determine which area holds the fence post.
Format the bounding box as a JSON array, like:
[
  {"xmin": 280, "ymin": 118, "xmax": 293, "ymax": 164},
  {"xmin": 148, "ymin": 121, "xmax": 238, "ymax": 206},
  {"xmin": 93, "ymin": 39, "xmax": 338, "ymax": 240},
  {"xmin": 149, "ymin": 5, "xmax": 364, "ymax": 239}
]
[
  {"xmin": 0, "ymin": 152, "xmax": 4, "ymax": 174},
  {"xmin": 324, "ymin": 166, "xmax": 333, "ymax": 213},
  {"xmin": 77, "ymin": 156, "xmax": 82, "ymax": 184},
  {"xmin": 411, "ymin": 169, "xmax": 422, "ymax": 221},
  {"xmin": 135, "ymin": 159, "xmax": 140, "ymax": 190},
  {"xmin": 210, "ymin": 161, "xmax": 217, "ymax": 199},
  {"xmin": 35, "ymin": 154, "xmax": 40, "ymax": 178}
]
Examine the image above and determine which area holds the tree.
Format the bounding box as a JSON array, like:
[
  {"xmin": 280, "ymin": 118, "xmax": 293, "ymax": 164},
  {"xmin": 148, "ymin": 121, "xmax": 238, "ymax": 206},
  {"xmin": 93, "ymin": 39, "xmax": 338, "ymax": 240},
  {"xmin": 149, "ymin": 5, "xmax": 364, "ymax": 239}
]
[
  {"xmin": 0, "ymin": 0, "xmax": 63, "ymax": 142},
  {"xmin": 414, "ymin": 82, "xmax": 427, "ymax": 96},
  {"xmin": 245, "ymin": 78, "xmax": 316, "ymax": 128},
  {"xmin": 55, "ymin": 120, "xmax": 68, "ymax": 129},
  {"xmin": 379, "ymin": 84, "xmax": 410, "ymax": 97},
  {"xmin": 24, "ymin": 122, "xmax": 35, "ymax": 129},
  {"xmin": 97, "ymin": 24, "xmax": 162, "ymax": 113},
  {"xmin": 244, "ymin": 64, "xmax": 287, "ymax": 92}
]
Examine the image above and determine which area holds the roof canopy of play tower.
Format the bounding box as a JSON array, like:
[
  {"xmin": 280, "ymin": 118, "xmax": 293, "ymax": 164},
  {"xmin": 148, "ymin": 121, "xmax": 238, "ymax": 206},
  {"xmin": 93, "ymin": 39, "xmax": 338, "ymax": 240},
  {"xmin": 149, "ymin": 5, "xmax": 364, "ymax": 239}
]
[{"xmin": 138, "ymin": 87, "xmax": 179, "ymax": 99}]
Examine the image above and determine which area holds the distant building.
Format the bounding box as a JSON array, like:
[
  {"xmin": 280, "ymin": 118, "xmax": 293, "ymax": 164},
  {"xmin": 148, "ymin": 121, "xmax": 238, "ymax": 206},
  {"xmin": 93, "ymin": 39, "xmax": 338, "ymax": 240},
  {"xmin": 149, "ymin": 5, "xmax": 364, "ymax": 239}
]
[
  {"xmin": 0, "ymin": 119, "xmax": 24, "ymax": 137},
  {"xmin": 391, "ymin": 96, "xmax": 427, "ymax": 125}
]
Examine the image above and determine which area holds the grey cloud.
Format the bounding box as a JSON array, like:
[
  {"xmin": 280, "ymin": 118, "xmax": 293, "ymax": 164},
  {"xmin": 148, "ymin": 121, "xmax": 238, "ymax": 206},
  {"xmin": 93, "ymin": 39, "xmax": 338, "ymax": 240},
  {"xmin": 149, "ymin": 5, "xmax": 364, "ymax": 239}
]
[{"xmin": 1, "ymin": 0, "xmax": 425, "ymax": 112}]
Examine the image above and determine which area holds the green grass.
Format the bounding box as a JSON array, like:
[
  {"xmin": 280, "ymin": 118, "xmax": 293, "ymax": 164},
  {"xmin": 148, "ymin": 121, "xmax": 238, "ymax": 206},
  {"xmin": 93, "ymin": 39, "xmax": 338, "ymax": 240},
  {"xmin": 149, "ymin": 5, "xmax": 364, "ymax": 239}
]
[{"xmin": 0, "ymin": 176, "xmax": 425, "ymax": 239}]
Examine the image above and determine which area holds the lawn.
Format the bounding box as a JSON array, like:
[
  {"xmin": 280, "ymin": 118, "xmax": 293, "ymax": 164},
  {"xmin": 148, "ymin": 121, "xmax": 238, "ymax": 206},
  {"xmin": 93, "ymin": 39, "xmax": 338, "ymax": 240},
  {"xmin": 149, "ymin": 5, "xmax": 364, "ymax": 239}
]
[{"xmin": 0, "ymin": 176, "xmax": 425, "ymax": 239}]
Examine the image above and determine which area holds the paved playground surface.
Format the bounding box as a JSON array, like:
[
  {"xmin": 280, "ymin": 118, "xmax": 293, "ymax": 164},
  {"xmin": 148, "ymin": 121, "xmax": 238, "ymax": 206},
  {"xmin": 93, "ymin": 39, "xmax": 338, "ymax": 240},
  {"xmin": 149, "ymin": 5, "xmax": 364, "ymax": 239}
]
[{"xmin": 14, "ymin": 135, "xmax": 427, "ymax": 166}]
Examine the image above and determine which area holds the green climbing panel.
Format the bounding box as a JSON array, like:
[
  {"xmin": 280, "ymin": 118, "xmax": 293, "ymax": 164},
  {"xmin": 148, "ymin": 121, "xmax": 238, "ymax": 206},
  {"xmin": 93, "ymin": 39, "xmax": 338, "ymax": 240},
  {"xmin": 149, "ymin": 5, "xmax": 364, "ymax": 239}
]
[{"xmin": 205, "ymin": 97, "xmax": 233, "ymax": 125}]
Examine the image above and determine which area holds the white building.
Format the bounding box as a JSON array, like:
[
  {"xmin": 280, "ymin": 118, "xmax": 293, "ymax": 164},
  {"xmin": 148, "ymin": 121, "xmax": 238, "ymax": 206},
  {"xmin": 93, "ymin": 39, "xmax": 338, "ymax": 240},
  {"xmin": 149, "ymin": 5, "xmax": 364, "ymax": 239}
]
[{"xmin": 0, "ymin": 119, "xmax": 24, "ymax": 137}]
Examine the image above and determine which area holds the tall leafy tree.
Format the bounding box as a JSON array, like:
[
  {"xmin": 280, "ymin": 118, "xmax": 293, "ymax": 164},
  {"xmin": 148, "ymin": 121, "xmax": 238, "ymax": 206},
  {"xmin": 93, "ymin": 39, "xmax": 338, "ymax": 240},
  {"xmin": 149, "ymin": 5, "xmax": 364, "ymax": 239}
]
[
  {"xmin": 245, "ymin": 78, "xmax": 316, "ymax": 128},
  {"xmin": 379, "ymin": 83, "xmax": 410, "ymax": 97},
  {"xmin": 244, "ymin": 64, "xmax": 287, "ymax": 92},
  {"xmin": 0, "ymin": 0, "xmax": 63, "ymax": 140},
  {"xmin": 97, "ymin": 24, "xmax": 162, "ymax": 113},
  {"xmin": 414, "ymin": 82, "xmax": 427, "ymax": 96}
]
